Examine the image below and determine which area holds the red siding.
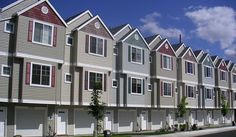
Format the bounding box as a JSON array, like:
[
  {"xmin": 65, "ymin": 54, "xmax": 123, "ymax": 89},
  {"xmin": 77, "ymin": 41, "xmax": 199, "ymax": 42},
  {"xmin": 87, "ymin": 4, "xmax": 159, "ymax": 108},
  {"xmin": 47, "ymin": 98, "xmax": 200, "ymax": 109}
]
[
  {"xmin": 183, "ymin": 50, "xmax": 196, "ymax": 62},
  {"xmin": 219, "ymin": 62, "xmax": 228, "ymax": 71},
  {"xmin": 21, "ymin": 2, "xmax": 64, "ymax": 26},
  {"xmin": 157, "ymin": 42, "xmax": 175, "ymax": 56}
]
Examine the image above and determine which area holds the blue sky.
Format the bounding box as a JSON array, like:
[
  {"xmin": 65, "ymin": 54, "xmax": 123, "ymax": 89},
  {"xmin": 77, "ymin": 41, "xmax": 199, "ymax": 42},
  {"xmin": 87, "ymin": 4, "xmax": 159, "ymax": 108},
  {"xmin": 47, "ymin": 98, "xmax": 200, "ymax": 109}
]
[{"xmin": 1, "ymin": 0, "xmax": 236, "ymax": 61}]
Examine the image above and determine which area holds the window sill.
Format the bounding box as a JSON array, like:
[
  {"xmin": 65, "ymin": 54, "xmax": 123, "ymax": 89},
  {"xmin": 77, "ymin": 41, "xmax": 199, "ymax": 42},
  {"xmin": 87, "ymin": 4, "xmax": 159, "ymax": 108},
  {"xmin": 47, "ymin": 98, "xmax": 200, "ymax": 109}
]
[
  {"xmin": 65, "ymin": 81, "xmax": 72, "ymax": 84},
  {"xmin": 186, "ymin": 73, "xmax": 195, "ymax": 75},
  {"xmin": 205, "ymin": 99, "xmax": 213, "ymax": 101},
  {"xmin": 30, "ymin": 84, "xmax": 51, "ymax": 88},
  {"xmin": 130, "ymin": 61, "xmax": 143, "ymax": 65},
  {"xmin": 187, "ymin": 97, "xmax": 196, "ymax": 99},
  {"xmin": 32, "ymin": 41, "xmax": 53, "ymax": 47},
  {"xmin": 162, "ymin": 68, "xmax": 172, "ymax": 71},
  {"xmin": 112, "ymin": 86, "xmax": 117, "ymax": 89},
  {"xmin": 162, "ymin": 95, "xmax": 172, "ymax": 98},
  {"xmin": 4, "ymin": 30, "xmax": 14, "ymax": 34},
  {"xmin": 130, "ymin": 93, "xmax": 143, "ymax": 96},
  {"xmin": 1, "ymin": 74, "xmax": 10, "ymax": 78},
  {"xmin": 88, "ymin": 52, "xmax": 104, "ymax": 57}
]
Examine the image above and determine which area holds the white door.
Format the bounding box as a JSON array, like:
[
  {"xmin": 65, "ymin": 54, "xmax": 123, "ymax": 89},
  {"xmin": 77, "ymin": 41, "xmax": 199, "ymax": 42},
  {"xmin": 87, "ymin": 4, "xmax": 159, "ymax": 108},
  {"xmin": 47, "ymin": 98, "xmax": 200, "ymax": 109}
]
[
  {"xmin": 15, "ymin": 108, "xmax": 45, "ymax": 137},
  {"xmin": 57, "ymin": 109, "xmax": 68, "ymax": 135},
  {"xmin": 74, "ymin": 110, "xmax": 94, "ymax": 135},
  {"xmin": 104, "ymin": 111, "xmax": 112, "ymax": 131},
  {"xmin": 140, "ymin": 111, "xmax": 147, "ymax": 130},
  {"xmin": 190, "ymin": 111, "xmax": 196, "ymax": 125},
  {"xmin": 0, "ymin": 107, "xmax": 6, "ymax": 137},
  {"xmin": 151, "ymin": 110, "xmax": 165, "ymax": 130},
  {"xmin": 118, "ymin": 111, "xmax": 134, "ymax": 132}
]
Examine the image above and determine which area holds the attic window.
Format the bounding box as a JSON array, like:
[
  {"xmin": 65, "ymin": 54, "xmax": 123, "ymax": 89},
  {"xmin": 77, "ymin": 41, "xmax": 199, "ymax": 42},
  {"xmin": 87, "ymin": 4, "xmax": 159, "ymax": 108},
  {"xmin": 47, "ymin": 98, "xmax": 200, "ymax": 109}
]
[
  {"xmin": 207, "ymin": 58, "xmax": 209, "ymax": 61},
  {"xmin": 165, "ymin": 43, "xmax": 169, "ymax": 49},
  {"xmin": 95, "ymin": 22, "xmax": 100, "ymax": 29},
  {"xmin": 41, "ymin": 6, "xmax": 48, "ymax": 14},
  {"xmin": 188, "ymin": 51, "xmax": 191, "ymax": 56},
  {"xmin": 134, "ymin": 34, "xmax": 139, "ymax": 40}
]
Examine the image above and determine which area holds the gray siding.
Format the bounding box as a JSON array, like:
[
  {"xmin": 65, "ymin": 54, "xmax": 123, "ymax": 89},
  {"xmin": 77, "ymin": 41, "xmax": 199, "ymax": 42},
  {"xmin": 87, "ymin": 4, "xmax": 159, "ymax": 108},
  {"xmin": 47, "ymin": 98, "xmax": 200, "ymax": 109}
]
[
  {"xmin": 0, "ymin": 56, "xmax": 11, "ymax": 99},
  {"xmin": 16, "ymin": 16, "xmax": 66, "ymax": 61},
  {"xmin": 148, "ymin": 37, "xmax": 161, "ymax": 50},
  {"xmin": 181, "ymin": 59, "xmax": 198, "ymax": 83},
  {"xmin": 114, "ymin": 26, "xmax": 131, "ymax": 41}
]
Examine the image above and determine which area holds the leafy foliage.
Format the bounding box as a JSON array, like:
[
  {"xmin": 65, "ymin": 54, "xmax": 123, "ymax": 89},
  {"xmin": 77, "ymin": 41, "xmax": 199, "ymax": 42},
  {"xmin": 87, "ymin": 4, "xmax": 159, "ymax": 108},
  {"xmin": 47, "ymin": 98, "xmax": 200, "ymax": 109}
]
[
  {"xmin": 220, "ymin": 94, "xmax": 229, "ymax": 117},
  {"xmin": 176, "ymin": 96, "xmax": 188, "ymax": 118}
]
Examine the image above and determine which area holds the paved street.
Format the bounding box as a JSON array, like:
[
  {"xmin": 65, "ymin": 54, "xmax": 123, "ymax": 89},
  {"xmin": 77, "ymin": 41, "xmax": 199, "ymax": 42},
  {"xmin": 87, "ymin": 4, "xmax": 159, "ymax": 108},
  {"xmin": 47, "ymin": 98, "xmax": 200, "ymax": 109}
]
[{"xmin": 195, "ymin": 130, "xmax": 236, "ymax": 137}]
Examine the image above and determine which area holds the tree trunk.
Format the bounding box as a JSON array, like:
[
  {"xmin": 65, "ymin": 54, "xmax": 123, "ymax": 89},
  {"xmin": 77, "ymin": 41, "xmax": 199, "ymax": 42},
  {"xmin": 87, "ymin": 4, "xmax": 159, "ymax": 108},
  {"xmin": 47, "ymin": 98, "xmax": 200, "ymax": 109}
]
[{"xmin": 93, "ymin": 119, "xmax": 98, "ymax": 137}]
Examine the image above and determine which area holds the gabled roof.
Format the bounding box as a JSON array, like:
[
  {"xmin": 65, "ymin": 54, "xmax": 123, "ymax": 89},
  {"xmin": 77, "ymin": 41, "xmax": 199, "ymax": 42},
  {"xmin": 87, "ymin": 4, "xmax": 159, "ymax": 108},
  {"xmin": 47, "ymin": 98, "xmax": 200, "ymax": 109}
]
[
  {"xmin": 16, "ymin": 0, "xmax": 67, "ymax": 27},
  {"xmin": 225, "ymin": 60, "xmax": 232, "ymax": 68},
  {"xmin": 215, "ymin": 58, "xmax": 228, "ymax": 71},
  {"xmin": 120, "ymin": 28, "xmax": 150, "ymax": 50},
  {"xmin": 179, "ymin": 46, "xmax": 198, "ymax": 62},
  {"xmin": 172, "ymin": 43, "xmax": 186, "ymax": 52},
  {"xmin": 193, "ymin": 50, "xmax": 204, "ymax": 59},
  {"xmin": 145, "ymin": 34, "xmax": 162, "ymax": 45},
  {"xmin": 229, "ymin": 63, "xmax": 236, "ymax": 72},
  {"xmin": 152, "ymin": 38, "xmax": 176, "ymax": 56},
  {"xmin": 0, "ymin": 0, "xmax": 24, "ymax": 12},
  {"xmin": 109, "ymin": 24, "xmax": 132, "ymax": 36},
  {"xmin": 66, "ymin": 10, "xmax": 93, "ymax": 24},
  {"xmin": 210, "ymin": 56, "xmax": 219, "ymax": 64},
  {"xmin": 199, "ymin": 53, "xmax": 215, "ymax": 67},
  {"xmin": 76, "ymin": 15, "xmax": 114, "ymax": 40}
]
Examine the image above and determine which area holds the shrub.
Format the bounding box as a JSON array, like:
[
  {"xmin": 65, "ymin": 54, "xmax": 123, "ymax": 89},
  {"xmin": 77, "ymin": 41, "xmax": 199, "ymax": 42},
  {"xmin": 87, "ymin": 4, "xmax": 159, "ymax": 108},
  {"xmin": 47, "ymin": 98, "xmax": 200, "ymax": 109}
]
[
  {"xmin": 180, "ymin": 124, "xmax": 186, "ymax": 131},
  {"xmin": 191, "ymin": 124, "xmax": 198, "ymax": 130}
]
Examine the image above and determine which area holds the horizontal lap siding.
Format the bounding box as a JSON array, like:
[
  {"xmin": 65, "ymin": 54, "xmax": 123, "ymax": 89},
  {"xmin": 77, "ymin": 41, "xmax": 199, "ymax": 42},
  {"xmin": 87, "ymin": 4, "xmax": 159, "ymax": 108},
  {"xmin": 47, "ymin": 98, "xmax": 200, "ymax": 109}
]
[
  {"xmin": 0, "ymin": 21, "xmax": 15, "ymax": 53},
  {"xmin": 16, "ymin": 16, "xmax": 65, "ymax": 61},
  {"xmin": 61, "ymin": 65, "xmax": 72, "ymax": 104},
  {"xmin": 0, "ymin": 56, "xmax": 11, "ymax": 99}
]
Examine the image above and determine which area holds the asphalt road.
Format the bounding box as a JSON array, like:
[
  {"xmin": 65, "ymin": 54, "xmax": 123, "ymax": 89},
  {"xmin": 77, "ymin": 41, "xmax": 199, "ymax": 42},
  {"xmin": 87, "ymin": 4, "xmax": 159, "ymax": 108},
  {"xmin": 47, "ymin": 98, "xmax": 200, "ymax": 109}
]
[{"xmin": 195, "ymin": 130, "xmax": 236, "ymax": 137}]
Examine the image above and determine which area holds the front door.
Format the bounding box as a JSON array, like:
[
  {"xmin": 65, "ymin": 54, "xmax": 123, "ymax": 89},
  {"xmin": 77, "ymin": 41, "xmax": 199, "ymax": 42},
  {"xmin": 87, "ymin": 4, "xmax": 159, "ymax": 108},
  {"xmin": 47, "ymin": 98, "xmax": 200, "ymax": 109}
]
[
  {"xmin": 104, "ymin": 111, "xmax": 112, "ymax": 131},
  {"xmin": 141, "ymin": 111, "xmax": 147, "ymax": 130},
  {"xmin": 0, "ymin": 107, "xmax": 6, "ymax": 137},
  {"xmin": 57, "ymin": 109, "xmax": 68, "ymax": 135}
]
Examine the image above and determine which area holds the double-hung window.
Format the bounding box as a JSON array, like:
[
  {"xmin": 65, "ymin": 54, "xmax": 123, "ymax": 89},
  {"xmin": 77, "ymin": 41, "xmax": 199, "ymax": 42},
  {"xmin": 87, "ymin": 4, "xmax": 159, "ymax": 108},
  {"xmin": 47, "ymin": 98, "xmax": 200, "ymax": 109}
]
[
  {"xmin": 89, "ymin": 36, "xmax": 104, "ymax": 56},
  {"xmin": 31, "ymin": 63, "xmax": 51, "ymax": 86},
  {"xmin": 233, "ymin": 74, "xmax": 236, "ymax": 83},
  {"xmin": 187, "ymin": 85, "xmax": 194, "ymax": 98},
  {"xmin": 131, "ymin": 78, "xmax": 142, "ymax": 94},
  {"xmin": 89, "ymin": 72, "xmax": 103, "ymax": 90},
  {"xmin": 204, "ymin": 66, "xmax": 212, "ymax": 78},
  {"xmin": 4, "ymin": 21, "xmax": 14, "ymax": 33},
  {"xmin": 220, "ymin": 70, "xmax": 227, "ymax": 81},
  {"xmin": 205, "ymin": 88, "xmax": 213, "ymax": 100},
  {"xmin": 186, "ymin": 61, "xmax": 194, "ymax": 74},
  {"xmin": 163, "ymin": 55, "xmax": 172, "ymax": 70},
  {"xmin": 33, "ymin": 21, "xmax": 53, "ymax": 46},
  {"xmin": 163, "ymin": 82, "xmax": 172, "ymax": 96},
  {"xmin": 131, "ymin": 47, "xmax": 142, "ymax": 64}
]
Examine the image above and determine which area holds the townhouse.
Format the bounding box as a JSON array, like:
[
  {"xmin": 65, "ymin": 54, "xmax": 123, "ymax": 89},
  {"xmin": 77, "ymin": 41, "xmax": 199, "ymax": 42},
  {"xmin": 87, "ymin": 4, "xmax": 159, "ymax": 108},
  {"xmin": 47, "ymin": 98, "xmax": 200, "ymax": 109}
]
[{"xmin": 0, "ymin": 0, "xmax": 235, "ymax": 137}]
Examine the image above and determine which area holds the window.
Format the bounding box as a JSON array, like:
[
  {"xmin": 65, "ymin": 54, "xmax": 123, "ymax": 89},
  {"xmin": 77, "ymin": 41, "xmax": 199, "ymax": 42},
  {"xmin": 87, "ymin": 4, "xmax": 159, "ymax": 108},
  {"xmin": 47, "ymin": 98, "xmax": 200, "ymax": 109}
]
[
  {"xmin": 65, "ymin": 73, "xmax": 72, "ymax": 83},
  {"xmin": 89, "ymin": 72, "xmax": 103, "ymax": 90},
  {"xmin": 220, "ymin": 70, "xmax": 227, "ymax": 81},
  {"xmin": 31, "ymin": 63, "xmax": 51, "ymax": 86},
  {"xmin": 66, "ymin": 35, "xmax": 73, "ymax": 46},
  {"xmin": 1, "ymin": 65, "xmax": 11, "ymax": 77},
  {"xmin": 131, "ymin": 78, "xmax": 142, "ymax": 94},
  {"xmin": 187, "ymin": 86, "xmax": 194, "ymax": 98},
  {"xmin": 186, "ymin": 61, "xmax": 194, "ymax": 74},
  {"xmin": 149, "ymin": 56, "xmax": 152, "ymax": 63},
  {"xmin": 205, "ymin": 88, "xmax": 213, "ymax": 100},
  {"xmin": 33, "ymin": 21, "xmax": 53, "ymax": 46},
  {"xmin": 89, "ymin": 36, "xmax": 104, "ymax": 56},
  {"xmin": 131, "ymin": 47, "xmax": 142, "ymax": 64},
  {"xmin": 234, "ymin": 93, "xmax": 236, "ymax": 101},
  {"xmin": 233, "ymin": 74, "xmax": 236, "ymax": 83},
  {"xmin": 113, "ymin": 47, "xmax": 118, "ymax": 55},
  {"xmin": 4, "ymin": 21, "xmax": 14, "ymax": 33},
  {"xmin": 163, "ymin": 82, "xmax": 172, "ymax": 96},
  {"xmin": 204, "ymin": 66, "xmax": 213, "ymax": 78},
  {"xmin": 163, "ymin": 55, "xmax": 172, "ymax": 70},
  {"xmin": 112, "ymin": 79, "xmax": 117, "ymax": 88},
  {"xmin": 148, "ymin": 84, "xmax": 152, "ymax": 91}
]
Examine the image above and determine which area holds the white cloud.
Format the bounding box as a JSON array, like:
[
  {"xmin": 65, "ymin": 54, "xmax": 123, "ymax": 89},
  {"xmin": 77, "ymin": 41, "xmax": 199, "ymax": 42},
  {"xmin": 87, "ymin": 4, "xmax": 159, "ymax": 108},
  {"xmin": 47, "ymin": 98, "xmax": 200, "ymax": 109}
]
[
  {"xmin": 185, "ymin": 6, "xmax": 236, "ymax": 59},
  {"xmin": 139, "ymin": 12, "xmax": 184, "ymax": 39}
]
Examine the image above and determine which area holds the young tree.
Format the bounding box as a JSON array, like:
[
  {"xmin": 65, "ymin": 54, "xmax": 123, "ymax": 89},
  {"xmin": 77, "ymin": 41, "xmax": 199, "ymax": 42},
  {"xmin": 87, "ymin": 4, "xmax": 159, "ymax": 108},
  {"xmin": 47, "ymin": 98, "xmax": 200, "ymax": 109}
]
[
  {"xmin": 221, "ymin": 94, "xmax": 230, "ymax": 124},
  {"xmin": 176, "ymin": 96, "xmax": 188, "ymax": 130},
  {"xmin": 88, "ymin": 82, "xmax": 106, "ymax": 137}
]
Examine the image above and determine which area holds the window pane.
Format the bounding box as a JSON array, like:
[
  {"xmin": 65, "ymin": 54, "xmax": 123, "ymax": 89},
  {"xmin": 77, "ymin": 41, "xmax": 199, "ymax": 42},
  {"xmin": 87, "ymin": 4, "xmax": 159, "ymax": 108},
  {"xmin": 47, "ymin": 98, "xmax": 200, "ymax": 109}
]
[
  {"xmin": 6, "ymin": 23, "xmax": 14, "ymax": 32},
  {"xmin": 3, "ymin": 67, "xmax": 10, "ymax": 75},
  {"xmin": 97, "ymin": 38, "xmax": 103, "ymax": 55},
  {"xmin": 89, "ymin": 72, "xmax": 95, "ymax": 89},
  {"xmin": 66, "ymin": 75, "xmax": 72, "ymax": 82},
  {"xmin": 34, "ymin": 22, "xmax": 43, "ymax": 43},
  {"xmin": 132, "ymin": 79, "xmax": 137, "ymax": 93},
  {"xmin": 41, "ymin": 66, "xmax": 50, "ymax": 85},
  {"xmin": 43, "ymin": 24, "xmax": 52, "ymax": 45},
  {"xmin": 131, "ymin": 47, "xmax": 136, "ymax": 62},
  {"xmin": 90, "ymin": 37, "xmax": 96, "ymax": 54},
  {"xmin": 137, "ymin": 79, "xmax": 142, "ymax": 93},
  {"xmin": 32, "ymin": 64, "xmax": 41, "ymax": 84},
  {"xmin": 136, "ymin": 49, "xmax": 142, "ymax": 63}
]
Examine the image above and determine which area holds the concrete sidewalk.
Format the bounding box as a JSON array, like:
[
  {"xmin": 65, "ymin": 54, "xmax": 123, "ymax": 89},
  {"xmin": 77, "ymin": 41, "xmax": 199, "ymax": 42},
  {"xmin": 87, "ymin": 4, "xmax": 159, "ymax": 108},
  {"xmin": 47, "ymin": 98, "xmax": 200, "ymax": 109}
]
[{"xmin": 133, "ymin": 126, "xmax": 236, "ymax": 137}]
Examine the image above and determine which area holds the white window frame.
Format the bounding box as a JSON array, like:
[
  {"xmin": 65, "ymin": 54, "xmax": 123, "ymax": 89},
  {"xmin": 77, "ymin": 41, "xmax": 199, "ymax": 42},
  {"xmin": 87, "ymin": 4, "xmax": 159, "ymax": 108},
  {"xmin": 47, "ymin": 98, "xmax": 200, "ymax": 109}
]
[
  {"xmin": 112, "ymin": 79, "xmax": 118, "ymax": 88},
  {"xmin": 220, "ymin": 70, "xmax": 227, "ymax": 81},
  {"xmin": 4, "ymin": 20, "xmax": 14, "ymax": 33},
  {"xmin": 113, "ymin": 47, "xmax": 118, "ymax": 56},
  {"xmin": 88, "ymin": 35, "xmax": 105, "ymax": 57},
  {"xmin": 88, "ymin": 71, "xmax": 104, "ymax": 91},
  {"xmin": 233, "ymin": 74, "xmax": 236, "ymax": 83},
  {"xmin": 186, "ymin": 61, "xmax": 194, "ymax": 75},
  {"xmin": 32, "ymin": 20, "xmax": 54, "ymax": 47},
  {"xmin": 30, "ymin": 62, "xmax": 52, "ymax": 87},
  {"xmin": 162, "ymin": 54, "xmax": 172, "ymax": 71},
  {"xmin": 204, "ymin": 66, "xmax": 213, "ymax": 78},
  {"xmin": 1, "ymin": 64, "xmax": 11, "ymax": 77},
  {"xmin": 163, "ymin": 81, "xmax": 172, "ymax": 97},
  {"xmin": 186, "ymin": 85, "xmax": 195, "ymax": 98},
  {"xmin": 131, "ymin": 77, "xmax": 143, "ymax": 95},
  {"xmin": 205, "ymin": 88, "xmax": 213, "ymax": 100},
  {"xmin": 64, "ymin": 73, "xmax": 72, "ymax": 84},
  {"xmin": 148, "ymin": 84, "xmax": 152, "ymax": 91},
  {"xmin": 66, "ymin": 35, "xmax": 73, "ymax": 46},
  {"xmin": 130, "ymin": 45, "xmax": 143, "ymax": 65}
]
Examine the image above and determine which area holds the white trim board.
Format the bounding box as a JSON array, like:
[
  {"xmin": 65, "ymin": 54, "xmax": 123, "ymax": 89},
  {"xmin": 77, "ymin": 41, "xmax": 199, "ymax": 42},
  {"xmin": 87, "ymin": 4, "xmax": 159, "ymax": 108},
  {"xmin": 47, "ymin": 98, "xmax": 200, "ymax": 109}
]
[
  {"xmin": 113, "ymin": 24, "xmax": 132, "ymax": 37},
  {"xmin": 76, "ymin": 62, "xmax": 112, "ymax": 71},
  {"xmin": 147, "ymin": 34, "xmax": 162, "ymax": 46},
  {"xmin": 122, "ymin": 70, "xmax": 149, "ymax": 77},
  {"xmin": 16, "ymin": 0, "xmax": 68, "ymax": 27},
  {"xmin": 67, "ymin": 10, "xmax": 93, "ymax": 25},
  {"xmin": 1, "ymin": 0, "xmax": 24, "ymax": 12},
  {"xmin": 16, "ymin": 52, "xmax": 64, "ymax": 63},
  {"xmin": 153, "ymin": 39, "xmax": 177, "ymax": 57}
]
